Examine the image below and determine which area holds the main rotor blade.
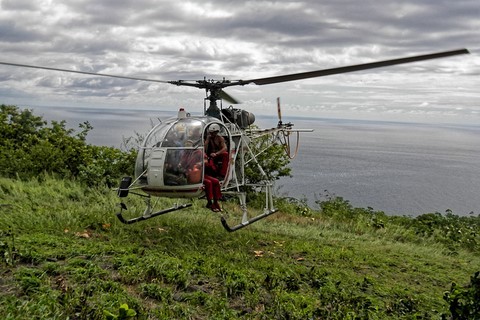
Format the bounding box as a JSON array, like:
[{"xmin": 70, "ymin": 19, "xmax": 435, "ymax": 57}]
[
  {"xmin": 0, "ymin": 48, "xmax": 469, "ymax": 90},
  {"xmin": 219, "ymin": 89, "xmax": 241, "ymax": 104},
  {"xmin": 0, "ymin": 61, "xmax": 170, "ymax": 83},
  {"xmin": 244, "ymin": 48, "xmax": 470, "ymax": 86}
]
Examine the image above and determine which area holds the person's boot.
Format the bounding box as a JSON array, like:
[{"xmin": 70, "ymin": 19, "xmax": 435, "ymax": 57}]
[
  {"xmin": 212, "ymin": 201, "xmax": 222, "ymax": 212},
  {"xmin": 206, "ymin": 199, "xmax": 213, "ymax": 209}
]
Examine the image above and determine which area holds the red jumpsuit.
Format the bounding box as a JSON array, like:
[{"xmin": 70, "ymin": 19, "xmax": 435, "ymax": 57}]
[{"xmin": 204, "ymin": 134, "xmax": 229, "ymax": 178}]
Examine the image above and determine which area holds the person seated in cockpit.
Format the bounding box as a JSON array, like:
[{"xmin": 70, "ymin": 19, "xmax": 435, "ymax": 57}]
[
  {"xmin": 204, "ymin": 124, "xmax": 229, "ymax": 179},
  {"xmin": 188, "ymin": 125, "xmax": 202, "ymax": 146},
  {"xmin": 178, "ymin": 140, "xmax": 203, "ymax": 184},
  {"xmin": 163, "ymin": 122, "xmax": 187, "ymax": 147}
]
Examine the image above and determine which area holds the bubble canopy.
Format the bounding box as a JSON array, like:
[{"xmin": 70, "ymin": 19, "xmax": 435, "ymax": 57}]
[{"xmin": 134, "ymin": 115, "xmax": 226, "ymax": 185}]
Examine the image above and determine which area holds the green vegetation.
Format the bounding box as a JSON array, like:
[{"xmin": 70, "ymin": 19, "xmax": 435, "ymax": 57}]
[
  {"xmin": 244, "ymin": 125, "xmax": 292, "ymax": 184},
  {"xmin": 0, "ymin": 104, "xmax": 136, "ymax": 187},
  {"xmin": 1, "ymin": 177, "xmax": 479, "ymax": 319},
  {"xmin": 1, "ymin": 105, "xmax": 479, "ymax": 319}
]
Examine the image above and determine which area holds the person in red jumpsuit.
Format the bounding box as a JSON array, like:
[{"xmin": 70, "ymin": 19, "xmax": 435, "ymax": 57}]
[{"xmin": 204, "ymin": 123, "xmax": 229, "ymax": 179}]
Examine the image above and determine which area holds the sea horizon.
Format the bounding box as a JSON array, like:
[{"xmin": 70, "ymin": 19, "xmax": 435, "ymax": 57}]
[{"xmin": 28, "ymin": 104, "xmax": 480, "ymax": 216}]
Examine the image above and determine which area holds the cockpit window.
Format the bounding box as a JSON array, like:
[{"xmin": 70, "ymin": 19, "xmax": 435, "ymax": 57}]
[
  {"xmin": 164, "ymin": 148, "xmax": 203, "ymax": 186},
  {"xmin": 162, "ymin": 119, "xmax": 203, "ymax": 148},
  {"xmin": 143, "ymin": 119, "xmax": 175, "ymax": 148}
]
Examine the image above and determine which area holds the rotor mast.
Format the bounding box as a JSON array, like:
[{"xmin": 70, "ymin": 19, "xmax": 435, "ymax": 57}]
[
  {"xmin": 169, "ymin": 78, "xmax": 241, "ymax": 118},
  {"xmin": 205, "ymin": 81, "xmax": 222, "ymax": 118}
]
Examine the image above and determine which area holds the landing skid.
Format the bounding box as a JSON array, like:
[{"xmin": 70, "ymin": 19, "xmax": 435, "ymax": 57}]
[
  {"xmin": 116, "ymin": 202, "xmax": 192, "ymax": 225},
  {"xmin": 220, "ymin": 209, "xmax": 277, "ymax": 232},
  {"xmin": 115, "ymin": 177, "xmax": 278, "ymax": 230},
  {"xmin": 220, "ymin": 183, "xmax": 278, "ymax": 232}
]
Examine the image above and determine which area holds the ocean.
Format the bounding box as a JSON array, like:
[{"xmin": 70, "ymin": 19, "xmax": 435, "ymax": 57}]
[{"xmin": 32, "ymin": 105, "xmax": 480, "ymax": 216}]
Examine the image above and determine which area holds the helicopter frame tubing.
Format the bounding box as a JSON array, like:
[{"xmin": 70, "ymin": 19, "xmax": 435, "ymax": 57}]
[
  {"xmin": 220, "ymin": 183, "xmax": 277, "ymax": 232},
  {"xmin": 218, "ymin": 122, "xmax": 281, "ymax": 232},
  {"xmin": 115, "ymin": 176, "xmax": 193, "ymax": 224},
  {"xmin": 218, "ymin": 120, "xmax": 314, "ymax": 231}
]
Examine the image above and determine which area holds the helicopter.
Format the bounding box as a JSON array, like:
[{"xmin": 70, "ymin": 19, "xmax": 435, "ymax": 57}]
[{"xmin": 0, "ymin": 48, "xmax": 470, "ymax": 231}]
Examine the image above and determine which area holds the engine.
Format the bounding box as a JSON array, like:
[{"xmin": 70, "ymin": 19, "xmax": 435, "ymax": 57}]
[{"xmin": 221, "ymin": 108, "xmax": 255, "ymax": 129}]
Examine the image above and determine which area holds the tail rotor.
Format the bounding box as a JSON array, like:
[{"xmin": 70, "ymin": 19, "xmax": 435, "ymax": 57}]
[
  {"xmin": 275, "ymin": 97, "xmax": 300, "ymax": 159},
  {"xmin": 277, "ymin": 97, "xmax": 283, "ymax": 126}
]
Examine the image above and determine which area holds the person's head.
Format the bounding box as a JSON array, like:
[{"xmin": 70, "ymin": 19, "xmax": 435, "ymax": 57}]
[
  {"xmin": 208, "ymin": 123, "xmax": 220, "ymax": 135},
  {"xmin": 174, "ymin": 122, "xmax": 186, "ymax": 135},
  {"xmin": 189, "ymin": 126, "xmax": 202, "ymax": 139}
]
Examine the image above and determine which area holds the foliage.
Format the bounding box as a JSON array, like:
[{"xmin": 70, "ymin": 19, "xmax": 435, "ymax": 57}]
[
  {"xmin": 0, "ymin": 104, "xmax": 136, "ymax": 186},
  {"xmin": 2, "ymin": 105, "xmax": 480, "ymax": 318},
  {"xmin": 244, "ymin": 126, "xmax": 292, "ymax": 185},
  {"xmin": 443, "ymin": 271, "xmax": 480, "ymax": 319},
  {"xmin": 104, "ymin": 304, "xmax": 137, "ymax": 320},
  {"xmin": 0, "ymin": 224, "xmax": 15, "ymax": 266},
  {"xmin": 242, "ymin": 126, "xmax": 292, "ymax": 206},
  {"xmin": 316, "ymin": 191, "xmax": 388, "ymax": 229},
  {"xmin": 315, "ymin": 192, "xmax": 480, "ymax": 254},
  {"xmin": 1, "ymin": 176, "xmax": 480, "ymax": 319},
  {"xmin": 406, "ymin": 210, "xmax": 479, "ymax": 252}
]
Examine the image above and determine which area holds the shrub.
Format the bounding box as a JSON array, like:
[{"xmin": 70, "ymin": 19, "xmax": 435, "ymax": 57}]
[
  {"xmin": 0, "ymin": 104, "xmax": 135, "ymax": 186},
  {"xmin": 443, "ymin": 271, "xmax": 480, "ymax": 319}
]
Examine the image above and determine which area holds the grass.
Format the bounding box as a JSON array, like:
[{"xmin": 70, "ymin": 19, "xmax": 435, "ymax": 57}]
[{"xmin": 1, "ymin": 176, "xmax": 479, "ymax": 319}]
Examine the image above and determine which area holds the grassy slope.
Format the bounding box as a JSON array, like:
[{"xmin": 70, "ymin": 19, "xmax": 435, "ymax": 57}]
[{"xmin": 0, "ymin": 177, "xmax": 478, "ymax": 319}]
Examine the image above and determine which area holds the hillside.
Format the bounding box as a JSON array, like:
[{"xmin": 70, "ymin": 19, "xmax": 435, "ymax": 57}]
[{"xmin": 1, "ymin": 176, "xmax": 479, "ymax": 319}]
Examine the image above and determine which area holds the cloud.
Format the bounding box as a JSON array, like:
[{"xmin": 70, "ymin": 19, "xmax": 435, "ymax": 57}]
[{"xmin": 0, "ymin": 0, "xmax": 478, "ymax": 123}]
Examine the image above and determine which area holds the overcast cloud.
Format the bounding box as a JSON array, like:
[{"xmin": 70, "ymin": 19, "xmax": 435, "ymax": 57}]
[{"xmin": 0, "ymin": 0, "xmax": 479, "ymax": 123}]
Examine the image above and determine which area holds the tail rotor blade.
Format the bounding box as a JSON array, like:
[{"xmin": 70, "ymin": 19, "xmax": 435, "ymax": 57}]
[{"xmin": 277, "ymin": 97, "xmax": 283, "ymax": 124}]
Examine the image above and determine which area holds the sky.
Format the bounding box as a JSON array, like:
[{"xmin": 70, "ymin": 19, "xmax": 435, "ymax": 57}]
[{"xmin": 0, "ymin": 0, "xmax": 479, "ymax": 124}]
